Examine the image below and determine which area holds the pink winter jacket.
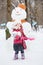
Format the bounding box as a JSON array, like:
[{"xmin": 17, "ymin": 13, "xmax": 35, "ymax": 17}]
[
  {"xmin": 13, "ymin": 35, "xmax": 22, "ymax": 44},
  {"xmin": 13, "ymin": 26, "xmax": 28, "ymax": 44},
  {"xmin": 13, "ymin": 26, "xmax": 34, "ymax": 44},
  {"xmin": 13, "ymin": 34, "xmax": 28, "ymax": 44}
]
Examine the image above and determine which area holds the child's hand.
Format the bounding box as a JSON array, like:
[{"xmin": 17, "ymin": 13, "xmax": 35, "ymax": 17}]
[{"xmin": 28, "ymin": 38, "xmax": 35, "ymax": 40}]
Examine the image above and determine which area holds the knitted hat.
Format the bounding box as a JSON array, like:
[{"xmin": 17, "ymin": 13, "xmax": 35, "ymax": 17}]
[{"xmin": 18, "ymin": 3, "xmax": 26, "ymax": 10}]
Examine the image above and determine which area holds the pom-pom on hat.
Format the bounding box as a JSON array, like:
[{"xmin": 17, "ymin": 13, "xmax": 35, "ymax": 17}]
[{"xmin": 18, "ymin": 3, "xmax": 26, "ymax": 10}]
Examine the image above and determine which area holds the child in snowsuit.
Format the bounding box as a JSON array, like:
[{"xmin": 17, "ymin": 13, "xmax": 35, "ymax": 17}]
[{"xmin": 13, "ymin": 23, "xmax": 28, "ymax": 60}]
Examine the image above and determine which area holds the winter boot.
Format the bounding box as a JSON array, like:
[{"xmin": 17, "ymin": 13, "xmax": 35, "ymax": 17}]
[
  {"xmin": 21, "ymin": 53, "xmax": 25, "ymax": 59},
  {"xmin": 14, "ymin": 54, "xmax": 18, "ymax": 60}
]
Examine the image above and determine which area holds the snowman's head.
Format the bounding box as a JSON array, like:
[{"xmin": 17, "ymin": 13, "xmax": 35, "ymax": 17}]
[{"xmin": 11, "ymin": 3, "xmax": 27, "ymax": 20}]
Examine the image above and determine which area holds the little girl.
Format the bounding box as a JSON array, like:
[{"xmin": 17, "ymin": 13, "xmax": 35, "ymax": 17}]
[{"xmin": 13, "ymin": 23, "xmax": 28, "ymax": 60}]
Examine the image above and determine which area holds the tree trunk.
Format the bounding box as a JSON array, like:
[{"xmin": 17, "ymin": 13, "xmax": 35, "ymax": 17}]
[{"xmin": 7, "ymin": 0, "xmax": 11, "ymax": 21}]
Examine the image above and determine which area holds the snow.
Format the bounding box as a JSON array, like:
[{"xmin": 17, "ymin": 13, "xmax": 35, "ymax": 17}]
[{"xmin": 0, "ymin": 29, "xmax": 43, "ymax": 65}]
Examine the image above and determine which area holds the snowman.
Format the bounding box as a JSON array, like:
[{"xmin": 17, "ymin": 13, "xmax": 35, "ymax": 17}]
[
  {"xmin": 6, "ymin": 3, "xmax": 31, "ymax": 38},
  {"xmin": 6, "ymin": 4, "xmax": 35, "ymax": 60}
]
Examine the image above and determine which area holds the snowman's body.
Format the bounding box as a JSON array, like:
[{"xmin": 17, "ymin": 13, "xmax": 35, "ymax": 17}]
[{"xmin": 6, "ymin": 4, "xmax": 31, "ymax": 37}]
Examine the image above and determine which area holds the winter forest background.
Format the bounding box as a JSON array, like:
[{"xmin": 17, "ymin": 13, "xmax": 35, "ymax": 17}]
[{"xmin": 0, "ymin": 0, "xmax": 43, "ymax": 27}]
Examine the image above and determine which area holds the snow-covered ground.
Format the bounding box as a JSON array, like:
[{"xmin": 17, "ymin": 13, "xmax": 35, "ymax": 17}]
[{"xmin": 0, "ymin": 28, "xmax": 43, "ymax": 65}]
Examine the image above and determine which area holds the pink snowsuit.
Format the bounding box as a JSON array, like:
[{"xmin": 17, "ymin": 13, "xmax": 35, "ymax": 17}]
[
  {"xmin": 13, "ymin": 26, "xmax": 28, "ymax": 44},
  {"xmin": 13, "ymin": 25, "xmax": 28, "ymax": 50}
]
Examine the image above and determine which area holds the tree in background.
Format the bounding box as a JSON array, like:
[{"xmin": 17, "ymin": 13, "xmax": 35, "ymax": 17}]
[{"xmin": 7, "ymin": 0, "xmax": 11, "ymax": 21}]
